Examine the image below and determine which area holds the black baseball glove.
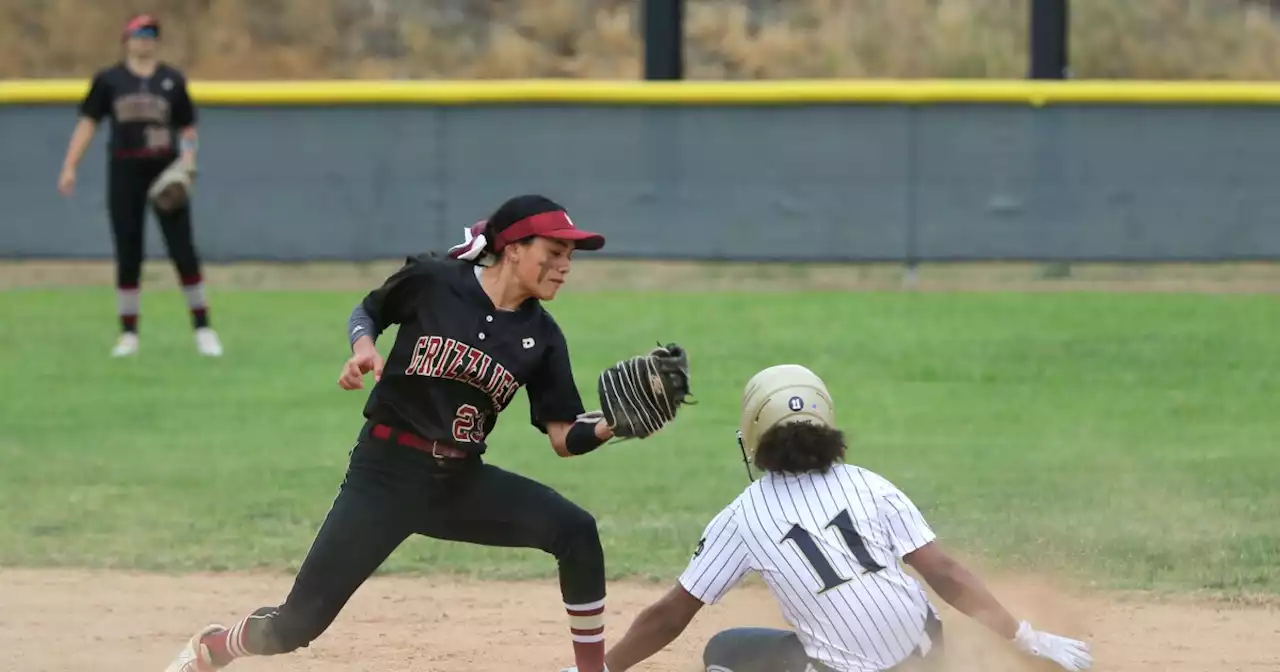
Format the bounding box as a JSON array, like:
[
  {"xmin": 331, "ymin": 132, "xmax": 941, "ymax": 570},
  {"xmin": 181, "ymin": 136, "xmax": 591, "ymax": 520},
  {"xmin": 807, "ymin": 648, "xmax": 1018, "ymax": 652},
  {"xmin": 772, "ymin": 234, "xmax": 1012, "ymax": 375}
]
[{"xmin": 597, "ymin": 342, "xmax": 692, "ymax": 439}]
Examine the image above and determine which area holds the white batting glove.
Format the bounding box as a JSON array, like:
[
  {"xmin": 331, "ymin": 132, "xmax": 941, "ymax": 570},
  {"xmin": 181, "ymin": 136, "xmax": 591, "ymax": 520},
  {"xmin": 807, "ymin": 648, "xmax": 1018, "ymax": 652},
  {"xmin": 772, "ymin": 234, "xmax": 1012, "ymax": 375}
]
[{"xmin": 1012, "ymin": 621, "xmax": 1093, "ymax": 670}]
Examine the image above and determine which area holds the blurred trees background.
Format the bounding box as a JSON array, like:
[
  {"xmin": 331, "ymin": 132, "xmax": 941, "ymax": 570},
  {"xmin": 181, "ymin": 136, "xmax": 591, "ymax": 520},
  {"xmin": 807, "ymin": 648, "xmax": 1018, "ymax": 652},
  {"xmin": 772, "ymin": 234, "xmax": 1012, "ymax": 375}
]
[{"xmin": 3, "ymin": 0, "xmax": 1280, "ymax": 80}]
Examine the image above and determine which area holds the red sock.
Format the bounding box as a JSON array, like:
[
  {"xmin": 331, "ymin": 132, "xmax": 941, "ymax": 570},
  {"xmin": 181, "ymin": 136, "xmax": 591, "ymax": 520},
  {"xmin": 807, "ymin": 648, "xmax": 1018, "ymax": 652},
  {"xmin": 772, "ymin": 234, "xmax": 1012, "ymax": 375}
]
[
  {"xmin": 202, "ymin": 629, "xmax": 233, "ymax": 666},
  {"xmin": 201, "ymin": 616, "xmax": 256, "ymax": 667},
  {"xmin": 567, "ymin": 599, "xmax": 606, "ymax": 672}
]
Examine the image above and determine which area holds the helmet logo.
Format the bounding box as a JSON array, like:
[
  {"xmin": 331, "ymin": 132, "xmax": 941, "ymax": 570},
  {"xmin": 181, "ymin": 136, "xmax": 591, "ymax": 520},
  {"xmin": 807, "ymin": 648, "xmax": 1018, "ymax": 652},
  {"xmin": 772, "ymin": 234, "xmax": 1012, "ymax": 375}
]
[
  {"xmin": 788, "ymin": 396, "xmax": 804, "ymax": 412},
  {"xmin": 649, "ymin": 372, "xmax": 664, "ymax": 398}
]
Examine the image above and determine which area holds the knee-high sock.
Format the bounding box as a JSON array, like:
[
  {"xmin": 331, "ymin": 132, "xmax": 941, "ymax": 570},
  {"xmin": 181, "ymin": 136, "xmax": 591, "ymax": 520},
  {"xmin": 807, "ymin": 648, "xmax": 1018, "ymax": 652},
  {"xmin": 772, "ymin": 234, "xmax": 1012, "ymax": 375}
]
[
  {"xmin": 180, "ymin": 273, "xmax": 210, "ymax": 329},
  {"xmin": 117, "ymin": 284, "xmax": 140, "ymax": 333}
]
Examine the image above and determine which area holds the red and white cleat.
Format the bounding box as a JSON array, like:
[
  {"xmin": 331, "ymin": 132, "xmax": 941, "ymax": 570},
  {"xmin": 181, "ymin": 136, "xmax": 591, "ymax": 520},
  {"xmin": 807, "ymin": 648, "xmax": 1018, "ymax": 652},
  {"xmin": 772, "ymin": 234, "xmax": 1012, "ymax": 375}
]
[{"xmin": 163, "ymin": 624, "xmax": 227, "ymax": 672}]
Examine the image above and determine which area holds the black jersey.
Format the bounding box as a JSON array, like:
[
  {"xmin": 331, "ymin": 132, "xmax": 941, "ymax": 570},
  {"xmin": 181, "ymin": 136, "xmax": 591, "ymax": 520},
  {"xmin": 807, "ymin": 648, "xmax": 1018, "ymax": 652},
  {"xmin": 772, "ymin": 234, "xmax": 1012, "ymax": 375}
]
[
  {"xmin": 78, "ymin": 62, "xmax": 196, "ymax": 160},
  {"xmin": 358, "ymin": 255, "xmax": 587, "ymax": 454}
]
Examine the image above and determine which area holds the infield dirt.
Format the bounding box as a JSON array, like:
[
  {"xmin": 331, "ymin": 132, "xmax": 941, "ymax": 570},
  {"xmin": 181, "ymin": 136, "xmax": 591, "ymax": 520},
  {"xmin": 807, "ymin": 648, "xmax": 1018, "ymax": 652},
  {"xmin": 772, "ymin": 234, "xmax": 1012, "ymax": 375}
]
[{"xmin": 2, "ymin": 568, "xmax": 1278, "ymax": 672}]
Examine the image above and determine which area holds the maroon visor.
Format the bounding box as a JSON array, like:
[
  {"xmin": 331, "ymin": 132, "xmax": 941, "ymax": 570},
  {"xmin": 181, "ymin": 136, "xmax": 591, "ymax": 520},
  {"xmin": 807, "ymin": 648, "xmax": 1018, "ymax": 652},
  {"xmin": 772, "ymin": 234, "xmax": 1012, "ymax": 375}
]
[{"xmin": 494, "ymin": 210, "xmax": 605, "ymax": 252}]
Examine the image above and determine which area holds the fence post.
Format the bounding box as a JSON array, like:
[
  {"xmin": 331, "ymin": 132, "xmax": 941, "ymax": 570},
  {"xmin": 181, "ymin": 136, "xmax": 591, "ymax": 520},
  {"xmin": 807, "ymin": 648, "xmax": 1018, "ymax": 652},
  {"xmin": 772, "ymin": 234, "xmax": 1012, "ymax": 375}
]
[
  {"xmin": 1030, "ymin": 0, "xmax": 1072, "ymax": 275},
  {"xmin": 1029, "ymin": 0, "xmax": 1069, "ymax": 80},
  {"xmin": 643, "ymin": 0, "xmax": 684, "ymax": 80}
]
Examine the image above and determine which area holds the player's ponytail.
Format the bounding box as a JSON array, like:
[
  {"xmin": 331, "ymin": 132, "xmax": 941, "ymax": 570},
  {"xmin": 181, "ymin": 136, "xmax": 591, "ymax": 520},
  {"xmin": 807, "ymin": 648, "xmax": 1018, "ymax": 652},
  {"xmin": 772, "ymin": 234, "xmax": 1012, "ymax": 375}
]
[
  {"xmin": 445, "ymin": 220, "xmax": 493, "ymax": 265},
  {"xmin": 445, "ymin": 194, "xmax": 568, "ymax": 266}
]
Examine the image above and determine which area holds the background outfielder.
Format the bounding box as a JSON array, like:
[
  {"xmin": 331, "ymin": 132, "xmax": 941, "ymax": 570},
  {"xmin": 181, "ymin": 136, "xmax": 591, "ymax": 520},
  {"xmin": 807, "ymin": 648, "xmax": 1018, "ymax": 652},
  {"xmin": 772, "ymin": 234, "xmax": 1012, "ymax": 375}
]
[
  {"xmin": 575, "ymin": 364, "xmax": 1092, "ymax": 672},
  {"xmin": 162, "ymin": 195, "xmax": 691, "ymax": 672},
  {"xmin": 57, "ymin": 13, "xmax": 217, "ymax": 358}
]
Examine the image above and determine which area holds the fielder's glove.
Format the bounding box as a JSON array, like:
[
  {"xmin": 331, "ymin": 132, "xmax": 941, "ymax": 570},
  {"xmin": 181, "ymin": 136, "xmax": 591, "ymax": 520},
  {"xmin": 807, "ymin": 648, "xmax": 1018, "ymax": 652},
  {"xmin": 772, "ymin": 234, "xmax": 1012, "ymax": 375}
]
[
  {"xmin": 1012, "ymin": 620, "xmax": 1093, "ymax": 671},
  {"xmin": 147, "ymin": 155, "xmax": 196, "ymax": 214},
  {"xmin": 597, "ymin": 342, "xmax": 692, "ymax": 439}
]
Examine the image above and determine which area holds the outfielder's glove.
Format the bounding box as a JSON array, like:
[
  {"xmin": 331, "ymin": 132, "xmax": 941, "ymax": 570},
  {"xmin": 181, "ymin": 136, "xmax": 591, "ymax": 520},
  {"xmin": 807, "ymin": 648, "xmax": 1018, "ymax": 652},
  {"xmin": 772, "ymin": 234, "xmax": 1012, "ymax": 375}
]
[
  {"xmin": 147, "ymin": 155, "xmax": 196, "ymax": 214},
  {"xmin": 597, "ymin": 342, "xmax": 692, "ymax": 439}
]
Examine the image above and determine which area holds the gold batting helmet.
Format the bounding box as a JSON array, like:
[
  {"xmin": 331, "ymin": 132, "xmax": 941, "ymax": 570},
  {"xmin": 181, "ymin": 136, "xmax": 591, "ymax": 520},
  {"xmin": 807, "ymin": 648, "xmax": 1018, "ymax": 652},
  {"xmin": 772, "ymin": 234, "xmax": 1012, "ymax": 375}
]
[{"xmin": 737, "ymin": 364, "xmax": 836, "ymax": 464}]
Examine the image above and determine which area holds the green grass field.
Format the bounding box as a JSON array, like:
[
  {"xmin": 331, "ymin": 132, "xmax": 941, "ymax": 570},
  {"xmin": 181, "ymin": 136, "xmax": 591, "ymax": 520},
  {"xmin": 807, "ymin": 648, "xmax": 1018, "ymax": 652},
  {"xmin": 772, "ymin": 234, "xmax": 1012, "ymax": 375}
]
[{"xmin": 2, "ymin": 285, "xmax": 1277, "ymax": 598}]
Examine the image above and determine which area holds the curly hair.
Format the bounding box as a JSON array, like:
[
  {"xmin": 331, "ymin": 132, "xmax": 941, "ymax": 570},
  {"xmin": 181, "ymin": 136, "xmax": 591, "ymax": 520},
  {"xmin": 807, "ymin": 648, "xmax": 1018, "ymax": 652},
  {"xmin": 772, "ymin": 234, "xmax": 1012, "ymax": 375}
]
[{"xmin": 752, "ymin": 422, "xmax": 847, "ymax": 475}]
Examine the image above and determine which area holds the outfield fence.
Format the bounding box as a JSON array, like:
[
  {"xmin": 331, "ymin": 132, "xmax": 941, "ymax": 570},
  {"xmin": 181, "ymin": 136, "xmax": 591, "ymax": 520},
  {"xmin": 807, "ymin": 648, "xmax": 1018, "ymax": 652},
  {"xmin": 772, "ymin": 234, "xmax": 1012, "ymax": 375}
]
[{"xmin": 3, "ymin": 79, "xmax": 1280, "ymax": 263}]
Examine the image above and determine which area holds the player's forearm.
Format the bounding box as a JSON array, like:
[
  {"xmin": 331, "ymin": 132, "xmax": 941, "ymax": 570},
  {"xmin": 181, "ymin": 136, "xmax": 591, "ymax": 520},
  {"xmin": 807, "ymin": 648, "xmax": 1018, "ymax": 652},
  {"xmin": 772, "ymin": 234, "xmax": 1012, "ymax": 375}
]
[
  {"xmin": 352, "ymin": 335, "xmax": 377, "ymax": 357},
  {"xmin": 603, "ymin": 604, "xmax": 692, "ymax": 672},
  {"xmin": 550, "ymin": 418, "xmax": 612, "ymax": 457},
  {"xmin": 926, "ymin": 561, "xmax": 1020, "ymax": 640},
  {"xmin": 62, "ymin": 119, "xmax": 97, "ymax": 170},
  {"xmin": 179, "ymin": 126, "xmax": 198, "ymax": 161},
  {"xmin": 348, "ymin": 302, "xmax": 378, "ymax": 350}
]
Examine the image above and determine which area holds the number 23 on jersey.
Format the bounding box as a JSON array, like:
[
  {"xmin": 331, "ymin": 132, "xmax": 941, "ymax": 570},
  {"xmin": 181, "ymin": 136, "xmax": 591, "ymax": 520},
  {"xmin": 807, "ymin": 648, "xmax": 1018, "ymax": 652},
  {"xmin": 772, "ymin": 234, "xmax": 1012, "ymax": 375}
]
[{"xmin": 452, "ymin": 404, "xmax": 488, "ymax": 443}]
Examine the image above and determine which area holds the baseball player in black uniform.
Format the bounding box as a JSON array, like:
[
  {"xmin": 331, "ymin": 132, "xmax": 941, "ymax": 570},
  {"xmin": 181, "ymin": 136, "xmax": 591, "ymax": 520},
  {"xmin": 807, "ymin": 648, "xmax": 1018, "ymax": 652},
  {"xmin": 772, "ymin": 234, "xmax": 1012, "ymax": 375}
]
[
  {"xmin": 162, "ymin": 195, "xmax": 692, "ymax": 672},
  {"xmin": 57, "ymin": 13, "xmax": 221, "ymax": 358}
]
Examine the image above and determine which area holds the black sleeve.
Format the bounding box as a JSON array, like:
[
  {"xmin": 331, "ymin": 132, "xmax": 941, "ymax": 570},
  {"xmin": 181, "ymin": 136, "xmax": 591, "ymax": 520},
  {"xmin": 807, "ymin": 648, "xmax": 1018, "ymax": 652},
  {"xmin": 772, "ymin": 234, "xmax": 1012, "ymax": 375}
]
[
  {"xmin": 170, "ymin": 72, "xmax": 196, "ymax": 128},
  {"xmin": 358, "ymin": 257, "xmax": 433, "ymax": 332},
  {"xmin": 78, "ymin": 72, "xmax": 111, "ymax": 122},
  {"xmin": 526, "ymin": 322, "xmax": 588, "ymax": 433}
]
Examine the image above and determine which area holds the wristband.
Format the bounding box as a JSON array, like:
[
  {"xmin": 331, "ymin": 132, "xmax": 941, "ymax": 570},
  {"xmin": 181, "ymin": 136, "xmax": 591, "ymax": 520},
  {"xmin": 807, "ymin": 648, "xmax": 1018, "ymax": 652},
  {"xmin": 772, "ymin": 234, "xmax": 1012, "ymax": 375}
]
[{"xmin": 566, "ymin": 419, "xmax": 606, "ymax": 455}]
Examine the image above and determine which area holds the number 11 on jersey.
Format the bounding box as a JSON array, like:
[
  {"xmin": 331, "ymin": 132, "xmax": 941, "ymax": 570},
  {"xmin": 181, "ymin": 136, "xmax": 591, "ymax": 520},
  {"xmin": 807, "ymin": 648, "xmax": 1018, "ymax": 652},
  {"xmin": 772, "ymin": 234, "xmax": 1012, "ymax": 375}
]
[{"xmin": 782, "ymin": 509, "xmax": 886, "ymax": 594}]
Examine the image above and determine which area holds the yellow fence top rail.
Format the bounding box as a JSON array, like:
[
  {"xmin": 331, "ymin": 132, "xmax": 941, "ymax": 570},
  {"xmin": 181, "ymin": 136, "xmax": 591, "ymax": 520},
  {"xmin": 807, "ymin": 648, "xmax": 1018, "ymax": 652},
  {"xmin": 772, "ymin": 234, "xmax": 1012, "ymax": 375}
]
[{"xmin": 6, "ymin": 78, "xmax": 1280, "ymax": 106}]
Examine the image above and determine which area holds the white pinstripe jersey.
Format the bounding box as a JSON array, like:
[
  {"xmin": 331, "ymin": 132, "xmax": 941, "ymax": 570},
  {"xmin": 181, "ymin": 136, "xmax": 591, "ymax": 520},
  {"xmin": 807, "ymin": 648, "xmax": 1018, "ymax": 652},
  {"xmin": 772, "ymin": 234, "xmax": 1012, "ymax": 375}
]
[{"xmin": 678, "ymin": 464, "xmax": 938, "ymax": 672}]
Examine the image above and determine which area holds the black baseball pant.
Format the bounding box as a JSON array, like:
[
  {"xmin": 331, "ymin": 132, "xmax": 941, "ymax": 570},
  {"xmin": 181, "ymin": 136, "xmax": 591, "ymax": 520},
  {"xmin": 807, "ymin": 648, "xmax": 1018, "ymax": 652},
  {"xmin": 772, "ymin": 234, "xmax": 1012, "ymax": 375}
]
[
  {"xmin": 108, "ymin": 157, "xmax": 203, "ymax": 289},
  {"xmin": 703, "ymin": 610, "xmax": 944, "ymax": 672},
  {"xmin": 239, "ymin": 435, "xmax": 606, "ymax": 655}
]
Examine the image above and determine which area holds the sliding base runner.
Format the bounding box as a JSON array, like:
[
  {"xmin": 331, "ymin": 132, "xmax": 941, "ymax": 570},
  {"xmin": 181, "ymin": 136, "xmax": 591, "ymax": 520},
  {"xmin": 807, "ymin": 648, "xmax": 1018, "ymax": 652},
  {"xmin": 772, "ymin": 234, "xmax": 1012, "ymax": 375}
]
[{"xmin": 572, "ymin": 364, "xmax": 1094, "ymax": 672}]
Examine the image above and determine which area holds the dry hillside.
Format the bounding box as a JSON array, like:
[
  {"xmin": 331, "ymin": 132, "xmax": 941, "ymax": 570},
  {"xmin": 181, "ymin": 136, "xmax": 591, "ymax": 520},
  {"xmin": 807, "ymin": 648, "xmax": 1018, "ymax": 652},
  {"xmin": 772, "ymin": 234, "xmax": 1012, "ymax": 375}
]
[{"xmin": 4, "ymin": 0, "xmax": 1280, "ymax": 80}]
